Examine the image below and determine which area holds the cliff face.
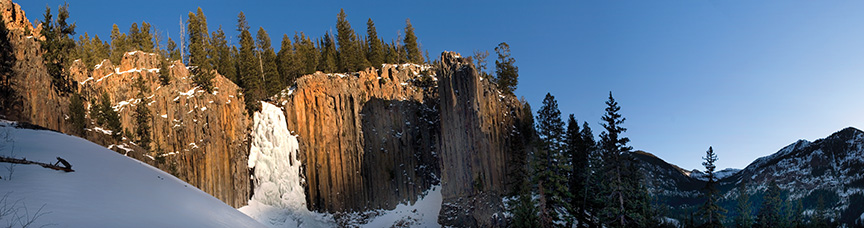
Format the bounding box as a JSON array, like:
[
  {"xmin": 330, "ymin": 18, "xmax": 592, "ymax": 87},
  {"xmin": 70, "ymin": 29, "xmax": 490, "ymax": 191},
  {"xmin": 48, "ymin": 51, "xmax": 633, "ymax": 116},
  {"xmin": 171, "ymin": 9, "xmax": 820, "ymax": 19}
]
[
  {"xmin": 0, "ymin": 0, "xmax": 251, "ymax": 207},
  {"xmin": 436, "ymin": 52, "xmax": 530, "ymax": 227},
  {"xmin": 274, "ymin": 64, "xmax": 440, "ymax": 213},
  {"xmin": 0, "ymin": 0, "xmax": 67, "ymax": 133},
  {"xmin": 68, "ymin": 52, "xmax": 250, "ymax": 208}
]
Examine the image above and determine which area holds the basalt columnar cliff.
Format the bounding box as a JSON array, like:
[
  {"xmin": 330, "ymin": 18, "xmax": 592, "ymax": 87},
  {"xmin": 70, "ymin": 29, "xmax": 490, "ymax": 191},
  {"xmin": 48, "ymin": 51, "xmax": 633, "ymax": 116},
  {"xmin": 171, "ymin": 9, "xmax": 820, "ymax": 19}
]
[
  {"xmin": 0, "ymin": 0, "xmax": 530, "ymax": 225},
  {"xmin": 0, "ymin": 0, "xmax": 251, "ymax": 207}
]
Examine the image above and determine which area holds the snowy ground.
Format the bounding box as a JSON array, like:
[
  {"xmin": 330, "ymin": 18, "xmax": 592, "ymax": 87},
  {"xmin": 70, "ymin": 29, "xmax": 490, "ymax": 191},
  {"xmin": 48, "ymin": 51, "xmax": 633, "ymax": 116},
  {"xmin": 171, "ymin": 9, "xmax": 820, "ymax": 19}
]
[
  {"xmin": 0, "ymin": 121, "xmax": 263, "ymax": 227},
  {"xmin": 239, "ymin": 102, "xmax": 443, "ymax": 227}
]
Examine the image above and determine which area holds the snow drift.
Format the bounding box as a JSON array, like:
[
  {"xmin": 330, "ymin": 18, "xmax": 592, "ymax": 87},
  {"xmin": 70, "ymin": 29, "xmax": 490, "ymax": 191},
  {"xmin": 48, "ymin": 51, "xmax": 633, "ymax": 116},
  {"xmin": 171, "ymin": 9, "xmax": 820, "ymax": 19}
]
[{"xmin": 0, "ymin": 120, "xmax": 263, "ymax": 227}]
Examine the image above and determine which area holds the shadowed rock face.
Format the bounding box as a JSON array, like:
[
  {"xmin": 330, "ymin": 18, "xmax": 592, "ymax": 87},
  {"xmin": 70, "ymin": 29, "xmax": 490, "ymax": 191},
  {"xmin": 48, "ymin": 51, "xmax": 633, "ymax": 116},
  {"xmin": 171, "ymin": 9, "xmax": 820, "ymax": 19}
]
[
  {"xmin": 275, "ymin": 64, "xmax": 440, "ymax": 213},
  {"xmin": 436, "ymin": 52, "xmax": 530, "ymax": 227}
]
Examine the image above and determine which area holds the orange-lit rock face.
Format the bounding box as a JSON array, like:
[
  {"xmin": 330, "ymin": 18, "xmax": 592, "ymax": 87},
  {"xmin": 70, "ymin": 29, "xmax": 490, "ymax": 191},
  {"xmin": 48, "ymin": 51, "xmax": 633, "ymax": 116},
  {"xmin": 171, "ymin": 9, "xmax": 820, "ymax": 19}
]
[
  {"xmin": 276, "ymin": 64, "xmax": 440, "ymax": 213},
  {"xmin": 68, "ymin": 52, "xmax": 250, "ymax": 208}
]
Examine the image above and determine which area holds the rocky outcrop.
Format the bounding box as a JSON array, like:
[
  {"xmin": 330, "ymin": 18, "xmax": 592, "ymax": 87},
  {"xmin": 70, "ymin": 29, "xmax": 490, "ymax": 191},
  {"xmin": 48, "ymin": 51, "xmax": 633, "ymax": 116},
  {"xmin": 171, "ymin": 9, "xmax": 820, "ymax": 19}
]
[
  {"xmin": 274, "ymin": 64, "xmax": 440, "ymax": 213},
  {"xmin": 436, "ymin": 52, "xmax": 530, "ymax": 227},
  {"xmin": 68, "ymin": 52, "xmax": 250, "ymax": 208},
  {"xmin": 0, "ymin": 0, "xmax": 39, "ymax": 38},
  {"xmin": 0, "ymin": 0, "xmax": 251, "ymax": 207},
  {"xmin": 0, "ymin": 0, "xmax": 66, "ymax": 133}
]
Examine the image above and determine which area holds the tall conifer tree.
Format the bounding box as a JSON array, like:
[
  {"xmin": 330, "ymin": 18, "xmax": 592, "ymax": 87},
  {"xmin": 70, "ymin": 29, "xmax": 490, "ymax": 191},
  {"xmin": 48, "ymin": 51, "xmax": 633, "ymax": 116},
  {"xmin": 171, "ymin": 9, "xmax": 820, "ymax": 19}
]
[
  {"xmin": 236, "ymin": 12, "xmax": 261, "ymax": 112},
  {"xmin": 335, "ymin": 9, "xmax": 366, "ymax": 72},
  {"xmin": 535, "ymin": 93, "xmax": 571, "ymax": 227},
  {"xmin": 41, "ymin": 3, "xmax": 76, "ymax": 93},
  {"xmin": 128, "ymin": 23, "xmax": 140, "ymax": 50},
  {"xmin": 166, "ymin": 37, "xmax": 180, "ymax": 60},
  {"xmin": 756, "ymin": 181, "xmax": 784, "ymax": 228},
  {"xmin": 294, "ymin": 32, "xmax": 318, "ymax": 76},
  {"xmin": 366, "ymin": 18, "xmax": 384, "ymax": 67},
  {"xmin": 599, "ymin": 92, "xmax": 634, "ymax": 227},
  {"xmin": 319, "ymin": 32, "xmax": 338, "ymax": 73},
  {"xmin": 699, "ymin": 146, "xmax": 726, "ymax": 227},
  {"xmin": 133, "ymin": 76, "xmax": 151, "ymax": 151},
  {"xmin": 211, "ymin": 26, "xmax": 235, "ymax": 82},
  {"xmin": 734, "ymin": 181, "xmax": 754, "ymax": 228},
  {"xmin": 565, "ymin": 114, "xmax": 590, "ymax": 225},
  {"xmin": 495, "ymin": 42, "xmax": 519, "ymax": 95},
  {"xmin": 256, "ymin": 27, "xmax": 280, "ymax": 95},
  {"xmin": 109, "ymin": 24, "xmax": 127, "ymax": 64},
  {"xmin": 277, "ymin": 34, "xmax": 299, "ymax": 86},
  {"xmin": 187, "ymin": 8, "xmax": 214, "ymax": 91},
  {"xmin": 403, "ymin": 19, "xmax": 423, "ymax": 64}
]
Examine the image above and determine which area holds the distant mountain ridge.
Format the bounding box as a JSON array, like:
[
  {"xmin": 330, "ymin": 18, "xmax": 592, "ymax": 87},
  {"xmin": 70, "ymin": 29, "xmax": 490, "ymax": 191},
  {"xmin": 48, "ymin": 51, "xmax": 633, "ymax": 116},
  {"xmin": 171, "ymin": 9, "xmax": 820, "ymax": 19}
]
[{"xmin": 634, "ymin": 127, "xmax": 864, "ymax": 226}]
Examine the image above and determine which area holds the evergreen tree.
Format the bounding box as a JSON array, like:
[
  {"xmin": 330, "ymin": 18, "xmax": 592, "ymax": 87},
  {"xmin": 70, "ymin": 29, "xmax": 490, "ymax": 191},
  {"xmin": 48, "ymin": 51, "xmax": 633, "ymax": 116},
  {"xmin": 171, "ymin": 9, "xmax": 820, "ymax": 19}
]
[
  {"xmin": 506, "ymin": 98, "xmax": 535, "ymax": 198},
  {"xmin": 159, "ymin": 58, "xmax": 171, "ymax": 85},
  {"xmin": 335, "ymin": 9, "xmax": 365, "ymax": 72},
  {"xmin": 403, "ymin": 19, "xmax": 423, "ymax": 64},
  {"xmin": 495, "ymin": 42, "xmax": 519, "ymax": 95},
  {"xmin": 92, "ymin": 35, "xmax": 109, "ymax": 65},
  {"xmin": 294, "ymin": 32, "xmax": 319, "ymax": 76},
  {"xmin": 236, "ymin": 12, "xmax": 262, "ymax": 112},
  {"xmin": 534, "ymin": 93, "xmax": 571, "ymax": 227},
  {"xmin": 734, "ymin": 181, "xmax": 754, "ymax": 228},
  {"xmin": 110, "ymin": 24, "xmax": 127, "ymax": 64},
  {"xmin": 75, "ymin": 33, "xmax": 92, "ymax": 67},
  {"xmin": 92, "ymin": 92, "xmax": 122, "ymax": 140},
  {"xmin": 565, "ymin": 114, "xmax": 590, "ymax": 226},
  {"xmin": 511, "ymin": 182, "xmax": 540, "ymax": 228},
  {"xmin": 383, "ymin": 42, "xmax": 395, "ymax": 64},
  {"xmin": 755, "ymin": 181, "xmax": 784, "ymax": 228},
  {"xmin": 166, "ymin": 37, "xmax": 180, "ymax": 60},
  {"xmin": 133, "ymin": 76, "xmax": 151, "ymax": 151},
  {"xmin": 40, "ymin": 3, "xmax": 77, "ymax": 93},
  {"xmin": 787, "ymin": 199, "xmax": 803, "ymax": 227},
  {"xmin": 319, "ymin": 32, "xmax": 338, "ymax": 73},
  {"xmin": 256, "ymin": 27, "xmax": 281, "ymax": 95},
  {"xmin": 138, "ymin": 22, "xmax": 154, "ymax": 52},
  {"xmin": 128, "ymin": 22, "xmax": 140, "ymax": 50},
  {"xmin": 623, "ymin": 162, "xmax": 655, "ymax": 227},
  {"xmin": 187, "ymin": 8, "xmax": 214, "ymax": 92},
  {"xmin": 277, "ymin": 34, "xmax": 299, "ymax": 86},
  {"xmin": 580, "ymin": 121, "xmax": 601, "ymax": 227},
  {"xmin": 698, "ymin": 146, "xmax": 727, "ymax": 227},
  {"xmin": 598, "ymin": 91, "xmax": 635, "ymax": 227},
  {"xmin": 67, "ymin": 92, "xmax": 86, "ymax": 136},
  {"xmin": 811, "ymin": 195, "xmax": 830, "ymax": 228},
  {"xmin": 366, "ymin": 18, "xmax": 384, "ymax": 68},
  {"xmin": 211, "ymin": 26, "xmax": 235, "ymax": 82}
]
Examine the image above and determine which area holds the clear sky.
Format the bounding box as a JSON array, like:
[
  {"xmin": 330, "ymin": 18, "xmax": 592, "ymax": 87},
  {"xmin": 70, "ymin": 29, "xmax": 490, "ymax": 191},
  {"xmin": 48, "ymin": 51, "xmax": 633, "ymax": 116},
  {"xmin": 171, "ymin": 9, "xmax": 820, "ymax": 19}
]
[{"xmin": 18, "ymin": 0, "xmax": 864, "ymax": 171}]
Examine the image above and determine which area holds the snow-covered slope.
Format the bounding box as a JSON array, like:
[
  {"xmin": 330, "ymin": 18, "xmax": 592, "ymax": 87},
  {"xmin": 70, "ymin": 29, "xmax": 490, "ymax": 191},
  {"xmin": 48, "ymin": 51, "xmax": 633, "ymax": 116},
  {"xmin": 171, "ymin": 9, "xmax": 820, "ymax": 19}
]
[
  {"xmin": 240, "ymin": 102, "xmax": 443, "ymax": 227},
  {"xmin": 0, "ymin": 121, "xmax": 263, "ymax": 227},
  {"xmin": 687, "ymin": 168, "xmax": 741, "ymax": 181}
]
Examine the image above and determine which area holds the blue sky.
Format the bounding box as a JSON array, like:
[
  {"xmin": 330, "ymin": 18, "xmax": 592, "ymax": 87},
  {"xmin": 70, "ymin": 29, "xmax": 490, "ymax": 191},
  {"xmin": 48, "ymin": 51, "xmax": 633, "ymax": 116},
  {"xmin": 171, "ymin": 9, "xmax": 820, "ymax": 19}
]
[{"xmin": 19, "ymin": 1, "xmax": 864, "ymax": 171}]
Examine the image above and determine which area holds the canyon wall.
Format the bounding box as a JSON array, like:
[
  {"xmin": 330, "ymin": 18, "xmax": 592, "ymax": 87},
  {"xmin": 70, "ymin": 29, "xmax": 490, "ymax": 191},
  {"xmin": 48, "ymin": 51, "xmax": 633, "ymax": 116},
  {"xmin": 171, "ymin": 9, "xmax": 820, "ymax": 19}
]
[
  {"xmin": 274, "ymin": 64, "xmax": 440, "ymax": 213},
  {"xmin": 68, "ymin": 52, "xmax": 251, "ymax": 208},
  {"xmin": 436, "ymin": 52, "xmax": 531, "ymax": 227},
  {"xmin": 0, "ymin": 0, "xmax": 251, "ymax": 207}
]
